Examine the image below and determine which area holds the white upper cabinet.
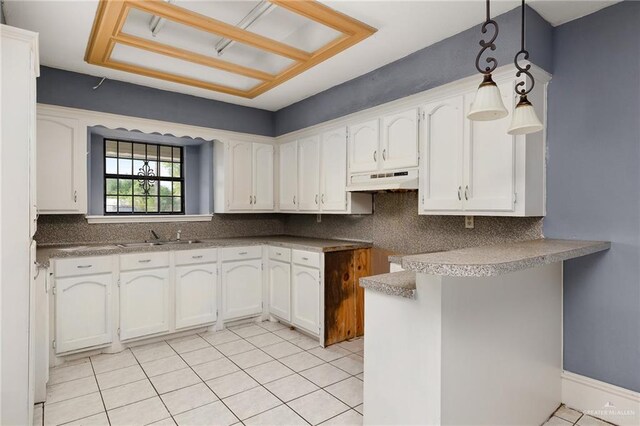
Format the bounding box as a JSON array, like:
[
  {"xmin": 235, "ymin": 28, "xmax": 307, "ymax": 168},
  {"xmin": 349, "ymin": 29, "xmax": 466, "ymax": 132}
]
[
  {"xmin": 227, "ymin": 141, "xmax": 254, "ymax": 211},
  {"xmin": 381, "ymin": 108, "xmax": 420, "ymax": 171},
  {"xmin": 214, "ymin": 140, "xmax": 275, "ymax": 213},
  {"xmin": 253, "ymin": 143, "xmax": 274, "ymax": 210},
  {"xmin": 320, "ymin": 127, "xmax": 347, "ymax": 211},
  {"xmin": 297, "ymin": 135, "xmax": 321, "ymax": 211},
  {"xmin": 419, "ymin": 75, "xmax": 547, "ymax": 216},
  {"xmin": 36, "ymin": 112, "xmax": 87, "ymax": 214},
  {"xmin": 279, "ymin": 140, "xmax": 298, "ymax": 211},
  {"xmin": 420, "ymin": 96, "xmax": 465, "ymax": 212},
  {"xmin": 463, "ymin": 82, "xmax": 515, "ymax": 212},
  {"xmin": 348, "ymin": 119, "xmax": 379, "ymax": 173}
]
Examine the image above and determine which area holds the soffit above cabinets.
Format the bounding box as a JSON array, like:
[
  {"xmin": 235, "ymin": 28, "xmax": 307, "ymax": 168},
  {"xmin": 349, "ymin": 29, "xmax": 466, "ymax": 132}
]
[{"xmin": 85, "ymin": 0, "xmax": 376, "ymax": 99}]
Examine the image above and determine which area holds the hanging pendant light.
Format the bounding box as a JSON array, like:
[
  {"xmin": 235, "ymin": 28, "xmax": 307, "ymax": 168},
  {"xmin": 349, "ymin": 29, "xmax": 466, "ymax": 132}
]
[
  {"xmin": 467, "ymin": 0, "xmax": 508, "ymax": 121},
  {"xmin": 508, "ymin": 0, "xmax": 543, "ymax": 135}
]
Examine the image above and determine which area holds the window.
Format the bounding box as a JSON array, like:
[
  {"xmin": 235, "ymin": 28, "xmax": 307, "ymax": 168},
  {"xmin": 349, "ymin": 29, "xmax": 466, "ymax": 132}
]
[{"xmin": 104, "ymin": 139, "xmax": 184, "ymax": 215}]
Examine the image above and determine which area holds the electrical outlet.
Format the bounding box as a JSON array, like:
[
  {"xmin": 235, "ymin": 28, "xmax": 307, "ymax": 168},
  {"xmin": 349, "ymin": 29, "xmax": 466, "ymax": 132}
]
[
  {"xmin": 317, "ymin": 214, "xmax": 322, "ymax": 223},
  {"xmin": 465, "ymin": 216, "xmax": 474, "ymax": 229}
]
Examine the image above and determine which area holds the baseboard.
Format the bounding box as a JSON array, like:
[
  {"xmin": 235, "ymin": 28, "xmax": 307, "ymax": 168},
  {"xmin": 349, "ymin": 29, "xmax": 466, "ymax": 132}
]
[{"xmin": 562, "ymin": 371, "xmax": 640, "ymax": 425}]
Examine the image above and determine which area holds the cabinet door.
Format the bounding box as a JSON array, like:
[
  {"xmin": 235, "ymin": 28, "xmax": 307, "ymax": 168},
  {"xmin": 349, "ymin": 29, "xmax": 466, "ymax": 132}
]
[
  {"xmin": 36, "ymin": 114, "xmax": 86, "ymax": 213},
  {"xmin": 320, "ymin": 127, "xmax": 348, "ymax": 212},
  {"xmin": 175, "ymin": 263, "xmax": 217, "ymax": 330},
  {"xmin": 279, "ymin": 141, "xmax": 298, "ymax": 211},
  {"xmin": 291, "ymin": 265, "xmax": 320, "ymax": 335},
  {"xmin": 55, "ymin": 273, "xmax": 112, "ymax": 353},
  {"xmin": 221, "ymin": 259, "xmax": 262, "ymax": 321},
  {"xmin": 120, "ymin": 268, "xmax": 170, "ymax": 340},
  {"xmin": 269, "ymin": 260, "xmax": 291, "ymax": 322},
  {"xmin": 463, "ymin": 84, "xmax": 515, "ymax": 211},
  {"xmin": 253, "ymin": 143, "xmax": 274, "ymax": 210},
  {"xmin": 421, "ymin": 97, "xmax": 465, "ymax": 211},
  {"xmin": 297, "ymin": 135, "xmax": 321, "ymax": 211},
  {"xmin": 348, "ymin": 119, "xmax": 379, "ymax": 173},
  {"xmin": 382, "ymin": 108, "xmax": 419, "ymax": 171},
  {"xmin": 227, "ymin": 141, "xmax": 253, "ymax": 211}
]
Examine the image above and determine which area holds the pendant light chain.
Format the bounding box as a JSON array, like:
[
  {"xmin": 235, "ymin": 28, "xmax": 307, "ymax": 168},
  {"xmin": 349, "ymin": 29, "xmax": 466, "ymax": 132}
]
[{"xmin": 514, "ymin": 0, "xmax": 534, "ymax": 96}]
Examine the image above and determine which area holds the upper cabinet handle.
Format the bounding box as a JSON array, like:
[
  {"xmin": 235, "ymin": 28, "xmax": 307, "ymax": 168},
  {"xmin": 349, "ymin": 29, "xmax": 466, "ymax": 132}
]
[
  {"xmin": 321, "ymin": 194, "xmax": 325, "ymax": 204},
  {"xmin": 457, "ymin": 186, "xmax": 462, "ymax": 201},
  {"xmin": 382, "ymin": 149, "xmax": 386, "ymax": 160},
  {"xmin": 464, "ymin": 185, "xmax": 469, "ymax": 201},
  {"xmin": 293, "ymin": 195, "xmax": 296, "ymax": 204},
  {"xmin": 373, "ymin": 150, "xmax": 377, "ymax": 162},
  {"xmin": 315, "ymin": 194, "xmax": 318, "ymax": 205},
  {"xmin": 249, "ymin": 195, "xmax": 253, "ymax": 205},
  {"xmin": 74, "ymin": 190, "xmax": 78, "ymax": 203}
]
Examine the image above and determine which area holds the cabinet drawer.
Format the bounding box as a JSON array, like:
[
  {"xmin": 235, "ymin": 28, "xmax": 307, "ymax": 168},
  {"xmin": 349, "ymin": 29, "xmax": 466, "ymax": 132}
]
[
  {"xmin": 269, "ymin": 246, "xmax": 291, "ymax": 262},
  {"xmin": 175, "ymin": 248, "xmax": 218, "ymax": 266},
  {"xmin": 55, "ymin": 256, "xmax": 113, "ymax": 278},
  {"xmin": 221, "ymin": 246, "xmax": 262, "ymax": 262},
  {"xmin": 120, "ymin": 252, "xmax": 170, "ymax": 271},
  {"xmin": 292, "ymin": 250, "xmax": 321, "ymax": 268}
]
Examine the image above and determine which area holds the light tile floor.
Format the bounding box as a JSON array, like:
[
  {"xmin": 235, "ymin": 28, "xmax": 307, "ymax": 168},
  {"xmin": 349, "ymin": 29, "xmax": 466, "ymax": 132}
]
[
  {"xmin": 36, "ymin": 321, "xmax": 364, "ymax": 426},
  {"xmin": 33, "ymin": 321, "xmax": 616, "ymax": 426}
]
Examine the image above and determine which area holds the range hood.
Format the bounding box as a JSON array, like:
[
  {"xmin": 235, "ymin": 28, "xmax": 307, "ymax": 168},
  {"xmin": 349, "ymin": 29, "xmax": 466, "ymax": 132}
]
[{"xmin": 347, "ymin": 169, "xmax": 419, "ymax": 192}]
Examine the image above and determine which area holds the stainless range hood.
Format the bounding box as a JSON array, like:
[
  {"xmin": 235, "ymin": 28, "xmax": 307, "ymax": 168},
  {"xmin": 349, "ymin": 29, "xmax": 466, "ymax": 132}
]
[{"xmin": 347, "ymin": 169, "xmax": 419, "ymax": 192}]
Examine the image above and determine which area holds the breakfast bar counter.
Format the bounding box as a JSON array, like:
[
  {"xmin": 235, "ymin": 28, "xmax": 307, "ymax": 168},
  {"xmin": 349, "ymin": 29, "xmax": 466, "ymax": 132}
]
[{"xmin": 361, "ymin": 239, "xmax": 609, "ymax": 425}]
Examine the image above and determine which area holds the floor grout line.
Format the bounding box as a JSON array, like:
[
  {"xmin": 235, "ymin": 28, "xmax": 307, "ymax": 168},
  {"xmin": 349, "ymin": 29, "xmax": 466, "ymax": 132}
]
[{"xmin": 88, "ymin": 357, "xmax": 111, "ymax": 426}]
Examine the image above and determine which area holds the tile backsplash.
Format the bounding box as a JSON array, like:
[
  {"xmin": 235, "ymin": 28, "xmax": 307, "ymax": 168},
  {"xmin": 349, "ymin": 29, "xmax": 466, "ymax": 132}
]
[{"xmin": 36, "ymin": 192, "xmax": 542, "ymax": 254}]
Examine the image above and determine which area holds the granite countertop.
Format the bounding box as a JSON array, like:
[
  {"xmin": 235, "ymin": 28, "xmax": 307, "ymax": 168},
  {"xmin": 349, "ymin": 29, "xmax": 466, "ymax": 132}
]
[
  {"xmin": 359, "ymin": 271, "xmax": 416, "ymax": 299},
  {"xmin": 401, "ymin": 238, "xmax": 610, "ymax": 277},
  {"xmin": 37, "ymin": 235, "xmax": 372, "ymax": 266}
]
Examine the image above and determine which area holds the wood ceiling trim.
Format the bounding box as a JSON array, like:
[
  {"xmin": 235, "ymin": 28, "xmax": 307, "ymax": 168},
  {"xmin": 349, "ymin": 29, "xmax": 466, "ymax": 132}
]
[
  {"xmin": 85, "ymin": 0, "xmax": 377, "ymax": 99},
  {"xmin": 130, "ymin": 0, "xmax": 311, "ymax": 61},
  {"xmin": 103, "ymin": 58, "xmax": 250, "ymax": 97},
  {"xmin": 115, "ymin": 33, "xmax": 276, "ymax": 82}
]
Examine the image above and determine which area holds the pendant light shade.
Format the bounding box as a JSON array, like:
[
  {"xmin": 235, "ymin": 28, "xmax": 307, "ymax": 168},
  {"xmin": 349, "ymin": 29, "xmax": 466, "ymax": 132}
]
[
  {"xmin": 468, "ymin": 0, "xmax": 506, "ymax": 122},
  {"xmin": 509, "ymin": 0, "xmax": 543, "ymax": 135},
  {"xmin": 507, "ymin": 95, "xmax": 543, "ymax": 135},
  {"xmin": 467, "ymin": 74, "xmax": 508, "ymax": 121}
]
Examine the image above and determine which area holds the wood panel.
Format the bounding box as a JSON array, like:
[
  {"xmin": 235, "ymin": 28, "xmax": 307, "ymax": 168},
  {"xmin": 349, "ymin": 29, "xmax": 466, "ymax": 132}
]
[
  {"xmin": 324, "ymin": 248, "xmax": 371, "ymax": 346},
  {"xmin": 84, "ymin": 0, "xmax": 377, "ymax": 99}
]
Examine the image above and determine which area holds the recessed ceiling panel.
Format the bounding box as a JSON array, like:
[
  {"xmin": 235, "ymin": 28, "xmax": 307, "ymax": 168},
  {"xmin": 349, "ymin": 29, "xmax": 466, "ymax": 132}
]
[{"xmin": 85, "ymin": 0, "xmax": 377, "ymax": 98}]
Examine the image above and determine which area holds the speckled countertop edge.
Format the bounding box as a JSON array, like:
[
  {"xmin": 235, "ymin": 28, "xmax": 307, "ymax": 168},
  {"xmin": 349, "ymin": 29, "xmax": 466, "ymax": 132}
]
[
  {"xmin": 37, "ymin": 235, "xmax": 372, "ymax": 267},
  {"xmin": 401, "ymin": 239, "xmax": 610, "ymax": 277},
  {"xmin": 359, "ymin": 271, "xmax": 416, "ymax": 299}
]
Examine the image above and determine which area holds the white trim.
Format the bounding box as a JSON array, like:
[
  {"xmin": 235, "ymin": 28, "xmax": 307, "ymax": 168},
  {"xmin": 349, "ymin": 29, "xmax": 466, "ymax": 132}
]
[
  {"xmin": 86, "ymin": 214, "xmax": 213, "ymax": 224},
  {"xmin": 276, "ymin": 63, "xmax": 552, "ymax": 143},
  {"xmin": 36, "ymin": 104, "xmax": 275, "ymax": 145},
  {"xmin": 562, "ymin": 371, "xmax": 640, "ymax": 425}
]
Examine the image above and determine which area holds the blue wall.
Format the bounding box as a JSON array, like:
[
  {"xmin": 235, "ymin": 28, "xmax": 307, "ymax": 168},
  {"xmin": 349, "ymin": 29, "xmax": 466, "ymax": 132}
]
[
  {"xmin": 274, "ymin": 6, "xmax": 553, "ymax": 136},
  {"xmin": 38, "ymin": 66, "xmax": 275, "ymax": 137},
  {"xmin": 545, "ymin": 1, "xmax": 640, "ymax": 392}
]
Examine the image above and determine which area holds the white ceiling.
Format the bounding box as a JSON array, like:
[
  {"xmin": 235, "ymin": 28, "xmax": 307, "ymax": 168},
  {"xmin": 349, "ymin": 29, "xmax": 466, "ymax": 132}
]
[{"xmin": 4, "ymin": 0, "xmax": 618, "ymax": 111}]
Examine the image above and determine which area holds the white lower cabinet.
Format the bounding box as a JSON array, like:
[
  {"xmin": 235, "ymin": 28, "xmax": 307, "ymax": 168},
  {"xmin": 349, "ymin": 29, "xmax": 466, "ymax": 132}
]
[
  {"xmin": 119, "ymin": 253, "xmax": 171, "ymax": 340},
  {"xmin": 55, "ymin": 272, "xmax": 113, "ymax": 354},
  {"xmin": 291, "ymin": 264, "xmax": 320, "ymax": 335},
  {"xmin": 175, "ymin": 262, "xmax": 217, "ymax": 330},
  {"xmin": 268, "ymin": 259, "xmax": 291, "ymax": 322},
  {"xmin": 221, "ymin": 258, "xmax": 263, "ymax": 321},
  {"xmin": 53, "ymin": 256, "xmax": 114, "ymax": 354}
]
